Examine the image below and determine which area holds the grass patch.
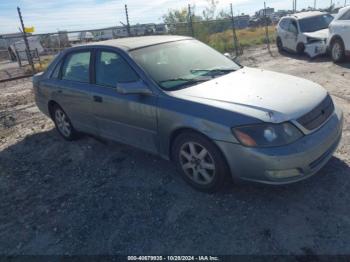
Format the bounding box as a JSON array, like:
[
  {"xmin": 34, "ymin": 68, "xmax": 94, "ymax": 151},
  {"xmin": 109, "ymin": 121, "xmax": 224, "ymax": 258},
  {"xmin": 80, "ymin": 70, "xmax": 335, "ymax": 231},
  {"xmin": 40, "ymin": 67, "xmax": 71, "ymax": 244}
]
[{"xmin": 207, "ymin": 26, "xmax": 276, "ymax": 53}]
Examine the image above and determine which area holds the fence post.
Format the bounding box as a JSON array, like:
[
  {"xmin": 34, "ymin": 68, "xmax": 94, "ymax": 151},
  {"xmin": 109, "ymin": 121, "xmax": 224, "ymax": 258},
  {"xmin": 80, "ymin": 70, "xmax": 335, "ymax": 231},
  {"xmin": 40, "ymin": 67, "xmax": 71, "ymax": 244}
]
[
  {"xmin": 125, "ymin": 4, "xmax": 131, "ymax": 36},
  {"xmin": 230, "ymin": 3, "xmax": 239, "ymax": 57},
  {"xmin": 188, "ymin": 4, "xmax": 194, "ymax": 37},
  {"xmin": 264, "ymin": 2, "xmax": 271, "ymax": 52},
  {"xmin": 17, "ymin": 7, "xmax": 35, "ymax": 74}
]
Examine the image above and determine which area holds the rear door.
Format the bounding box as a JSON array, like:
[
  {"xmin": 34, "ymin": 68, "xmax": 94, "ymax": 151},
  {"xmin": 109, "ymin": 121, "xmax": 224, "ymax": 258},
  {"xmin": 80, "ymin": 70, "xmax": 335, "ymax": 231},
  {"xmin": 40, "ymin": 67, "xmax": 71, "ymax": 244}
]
[
  {"xmin": 41, "ymin": 49, "xmax": 97, "ymax": 134},
  {"xmin": 90, "ymin": 48, "xmax": 158, "ymax": 153}
]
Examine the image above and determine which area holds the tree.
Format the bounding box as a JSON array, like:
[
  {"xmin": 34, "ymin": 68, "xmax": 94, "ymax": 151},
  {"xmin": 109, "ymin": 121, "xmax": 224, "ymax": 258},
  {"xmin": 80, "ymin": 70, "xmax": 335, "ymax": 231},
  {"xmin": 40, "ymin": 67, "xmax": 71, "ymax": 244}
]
[
  {"xmin": 162, "ymin": 5, "xmax": 202, "ymax": 35},
  {"xmin": 202, "ymin": 0, "xmax": 218, "ymax": 21}
]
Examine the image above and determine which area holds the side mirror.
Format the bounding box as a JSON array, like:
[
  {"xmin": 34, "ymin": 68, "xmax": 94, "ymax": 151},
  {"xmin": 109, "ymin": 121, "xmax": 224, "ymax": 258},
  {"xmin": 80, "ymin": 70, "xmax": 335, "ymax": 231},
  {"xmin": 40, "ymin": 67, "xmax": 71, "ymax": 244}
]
[{"xmin": 116, "ymin": 80, "xmax": 152, "ymax": 96}]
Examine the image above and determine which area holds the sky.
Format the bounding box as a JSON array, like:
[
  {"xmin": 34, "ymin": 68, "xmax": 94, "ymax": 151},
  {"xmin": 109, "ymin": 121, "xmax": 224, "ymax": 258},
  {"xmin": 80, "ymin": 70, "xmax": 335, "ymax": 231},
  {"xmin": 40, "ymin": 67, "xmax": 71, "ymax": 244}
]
[{"xmin": 0, "ymin": 0, "xmax": 347, "ymax": 34}]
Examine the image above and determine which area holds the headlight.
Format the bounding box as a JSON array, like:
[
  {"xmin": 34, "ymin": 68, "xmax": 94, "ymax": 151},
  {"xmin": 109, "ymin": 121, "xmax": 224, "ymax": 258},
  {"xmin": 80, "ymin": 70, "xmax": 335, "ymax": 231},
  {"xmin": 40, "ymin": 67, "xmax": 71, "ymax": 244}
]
[{"xmin": 232, "ymin": 122, "xmax": 303, "ymax": 147}]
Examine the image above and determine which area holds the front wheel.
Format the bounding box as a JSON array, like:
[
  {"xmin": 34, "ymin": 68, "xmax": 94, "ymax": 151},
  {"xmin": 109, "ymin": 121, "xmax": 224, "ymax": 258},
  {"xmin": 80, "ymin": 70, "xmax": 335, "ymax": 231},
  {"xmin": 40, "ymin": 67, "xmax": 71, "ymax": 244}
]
[
  {"xmin": 172, "ymin": 132, "xmax": 230, "ymax": 193},
  {"xmin": 331, "ymin": 39, "xmax": 346, "ymax": 63}
]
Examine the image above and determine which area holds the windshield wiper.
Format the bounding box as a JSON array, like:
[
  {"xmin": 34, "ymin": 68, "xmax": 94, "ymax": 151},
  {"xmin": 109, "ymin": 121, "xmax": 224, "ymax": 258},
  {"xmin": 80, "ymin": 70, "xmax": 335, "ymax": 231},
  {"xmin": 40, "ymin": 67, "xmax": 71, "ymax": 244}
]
[
  {"xmin": 190, "ymin": 68, "xmax": 236, "ymax": 77},
  {"xmin": 159, "ymin": 77, "xmax": 211, "ymax": 90}
]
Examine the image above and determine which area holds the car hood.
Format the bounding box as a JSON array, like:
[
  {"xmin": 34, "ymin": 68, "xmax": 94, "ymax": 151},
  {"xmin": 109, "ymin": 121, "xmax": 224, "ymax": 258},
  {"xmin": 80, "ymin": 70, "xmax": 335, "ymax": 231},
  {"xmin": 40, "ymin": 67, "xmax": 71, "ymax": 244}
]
[
  {"xmin": 303, "ymin": 29, "xmax": 329, "ymax": 40},
  {"xmin": 168, "ymin": 67, "xmax": 327, "ymax": 123}
]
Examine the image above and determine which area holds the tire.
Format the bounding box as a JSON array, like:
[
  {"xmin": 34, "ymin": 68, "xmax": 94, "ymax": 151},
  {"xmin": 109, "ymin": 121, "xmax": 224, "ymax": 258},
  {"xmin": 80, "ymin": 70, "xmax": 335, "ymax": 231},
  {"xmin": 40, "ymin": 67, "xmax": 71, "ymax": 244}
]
[
  {"xmin": 172, "ymin": 131, "xmax": 230, "ymax": 193},
  {"xmin": 52, "ymin": 104, "xmax": 78, "ymax": 141},
  {"xmin": 296, "ymin": 43, "xmax": 305, "ymax": 55},
  {"xmin": 276, "ymin": 37, "xmax": 283, "ymax": 52},
  {"xmin": 331, "ymin": 38, "xmax": 346, "ymax": 63}
]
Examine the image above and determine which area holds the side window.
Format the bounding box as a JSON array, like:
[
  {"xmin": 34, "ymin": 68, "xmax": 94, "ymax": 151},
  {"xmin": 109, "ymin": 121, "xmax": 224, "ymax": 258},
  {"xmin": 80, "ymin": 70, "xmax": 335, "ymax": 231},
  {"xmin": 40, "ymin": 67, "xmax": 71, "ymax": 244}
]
[
  {"xmin": 280, "ymin": 19, "xmax": 290, "ymax": 31},
  {"xmin": 62, "ymin": 51, "xmax": 91, "ymax": 83},
  {"xmin": 288, "ymin": 20, "xmax": 298, "ymax": 33},
  {"xmin": 339, "ymin": 10, "xmax": 350, "ymax": 20},
  {"xmin": 95, "ymin": 51, "xmax": 139, "ymax": 87},
  {"xmin": 51, "ymin": 60, "xmax": 62, "ymax": 79}
]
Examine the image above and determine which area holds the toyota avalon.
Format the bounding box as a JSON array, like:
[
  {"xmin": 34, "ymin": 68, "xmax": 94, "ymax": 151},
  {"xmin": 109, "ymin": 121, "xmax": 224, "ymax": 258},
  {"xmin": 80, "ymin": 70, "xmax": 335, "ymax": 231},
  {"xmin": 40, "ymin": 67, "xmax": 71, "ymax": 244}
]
[{"xmin": 33, "ymin": 36, "xmax": 343, "ymax": 192}]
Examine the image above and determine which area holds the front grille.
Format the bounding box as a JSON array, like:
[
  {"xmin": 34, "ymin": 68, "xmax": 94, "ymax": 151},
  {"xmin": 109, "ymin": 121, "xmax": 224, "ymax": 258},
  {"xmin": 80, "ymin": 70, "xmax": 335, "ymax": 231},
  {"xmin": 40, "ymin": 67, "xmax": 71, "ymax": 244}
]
[{"xmin": 297, "ymin": 95, "xmax": 334, "ymax": 131}]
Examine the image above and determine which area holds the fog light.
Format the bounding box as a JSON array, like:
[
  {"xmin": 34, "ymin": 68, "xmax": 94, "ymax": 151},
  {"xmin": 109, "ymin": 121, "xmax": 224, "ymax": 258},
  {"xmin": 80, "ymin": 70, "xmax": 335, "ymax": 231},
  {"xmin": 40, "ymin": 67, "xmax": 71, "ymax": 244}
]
[{"xmin": 266, "ymin": 169, "xmax": 301, "ymax": 179}]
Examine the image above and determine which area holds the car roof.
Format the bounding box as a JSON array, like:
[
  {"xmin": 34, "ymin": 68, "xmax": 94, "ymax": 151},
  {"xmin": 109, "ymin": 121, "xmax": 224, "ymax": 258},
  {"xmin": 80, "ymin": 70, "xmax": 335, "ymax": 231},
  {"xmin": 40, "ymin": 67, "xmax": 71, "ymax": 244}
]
[
  {"xmin": 283, "ymin": 11, "xmax": 327, "ymax": 20},
  {"xmin": 82, "ymin": 35, "xmax": 192, "ymax": 51},
  {"xmin": 334, "ymin": 5, "xmax": 350, "ymax": 20}
]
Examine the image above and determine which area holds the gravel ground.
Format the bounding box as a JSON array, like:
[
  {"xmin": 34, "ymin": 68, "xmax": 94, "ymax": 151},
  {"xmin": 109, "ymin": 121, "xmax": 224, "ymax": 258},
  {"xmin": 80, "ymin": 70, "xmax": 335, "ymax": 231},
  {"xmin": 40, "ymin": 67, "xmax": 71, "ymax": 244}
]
[{"xmin": 0, "ymin": 47, "xmax": 350, "ymax": 255}]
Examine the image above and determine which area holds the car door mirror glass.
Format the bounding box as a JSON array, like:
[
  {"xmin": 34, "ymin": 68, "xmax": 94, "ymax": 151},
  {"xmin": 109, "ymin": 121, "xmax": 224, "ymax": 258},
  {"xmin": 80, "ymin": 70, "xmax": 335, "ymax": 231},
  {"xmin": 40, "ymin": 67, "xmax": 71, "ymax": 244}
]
[{"xmin": 116, "ymin": 80, "xmax": 152, "ymax": 95}]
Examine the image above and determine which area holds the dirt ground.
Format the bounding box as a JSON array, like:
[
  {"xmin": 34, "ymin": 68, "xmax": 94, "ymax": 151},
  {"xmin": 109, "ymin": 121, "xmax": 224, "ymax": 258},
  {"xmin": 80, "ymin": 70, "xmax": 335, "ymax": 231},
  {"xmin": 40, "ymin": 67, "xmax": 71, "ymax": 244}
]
[{"xmin": 0, "ymin": 47, "xmax": 350, "ymax": 255}]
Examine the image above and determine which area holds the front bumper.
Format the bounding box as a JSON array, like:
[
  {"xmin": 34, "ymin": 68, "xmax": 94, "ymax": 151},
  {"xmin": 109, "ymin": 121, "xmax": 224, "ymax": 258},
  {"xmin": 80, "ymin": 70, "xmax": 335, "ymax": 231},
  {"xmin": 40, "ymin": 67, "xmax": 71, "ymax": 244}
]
[
  {"xmin": 216, "ymin": 106, "xmax": 343, "ymax": 185},
  {"xmin": 305, "ymin": 41, "xmax": 327, "ymax": 58}
]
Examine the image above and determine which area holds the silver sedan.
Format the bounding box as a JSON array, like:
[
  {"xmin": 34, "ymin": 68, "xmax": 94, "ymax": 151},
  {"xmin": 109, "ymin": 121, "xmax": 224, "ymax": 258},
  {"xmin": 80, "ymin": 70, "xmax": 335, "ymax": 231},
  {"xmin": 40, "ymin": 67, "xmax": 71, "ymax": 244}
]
[{"xmin": 33, "ymin": 36, "xmax": 343, "ymax": 192}]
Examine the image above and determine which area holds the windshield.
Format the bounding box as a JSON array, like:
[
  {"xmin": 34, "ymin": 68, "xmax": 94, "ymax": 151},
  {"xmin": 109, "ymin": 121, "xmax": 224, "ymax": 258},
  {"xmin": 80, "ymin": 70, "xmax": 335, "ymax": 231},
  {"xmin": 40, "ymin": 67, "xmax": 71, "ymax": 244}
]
[
  {"xmin": 299, "ymin": 14, "xmax": 333, "ymax": 32},
  {"xmin": 130, "ymin": 39, "xmax": 241, "ymax": 90}
]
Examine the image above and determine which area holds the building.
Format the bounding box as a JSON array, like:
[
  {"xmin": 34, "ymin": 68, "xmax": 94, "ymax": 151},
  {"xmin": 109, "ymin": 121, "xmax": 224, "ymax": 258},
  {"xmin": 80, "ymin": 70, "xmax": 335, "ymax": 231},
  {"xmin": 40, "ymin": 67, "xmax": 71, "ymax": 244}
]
[
  {"xmin": 67, "ymin": 32, "xmax": 94, "ymax": 44},
  {"xmin": 155, "ymin": 24, "xmax": 169, "ymax": 34},
  {"xmin": 256, "ymin": 7, "xmax": 275, "ymax": 17},
  {"xmin": 234, "ymin": 15, "xmax": 250, "ymax": 29},
  {"xmin": 94, "ymin": 28, "xmax": 114, "ymax": 40},
  {"xmin": 114, "ymin": 27, "xmax": 128, "ymax": 37}
]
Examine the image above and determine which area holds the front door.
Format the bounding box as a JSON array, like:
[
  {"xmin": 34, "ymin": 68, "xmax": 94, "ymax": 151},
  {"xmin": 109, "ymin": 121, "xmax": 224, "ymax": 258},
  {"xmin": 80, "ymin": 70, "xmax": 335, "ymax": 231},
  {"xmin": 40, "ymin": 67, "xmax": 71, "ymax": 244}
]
[
  {"xmin": 90, "ymin": 49, "xmax": 158, "ymax": 153},
  {"xmin": 285, "ymin": 19, "xmax": 299, "ymax": 51},
  {"xmin": 338, "ymin": 10, "xmax": 350, "ymax": 51}
]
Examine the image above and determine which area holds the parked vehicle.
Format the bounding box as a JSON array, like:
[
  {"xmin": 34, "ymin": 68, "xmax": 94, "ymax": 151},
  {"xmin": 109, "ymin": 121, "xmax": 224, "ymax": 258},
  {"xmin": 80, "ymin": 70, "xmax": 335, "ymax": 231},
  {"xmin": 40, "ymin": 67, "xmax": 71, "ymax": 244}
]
[
  {"xmin": 276, "ymin": 11, "xmax": 333, "ymax": 57},
  {"xmin": 33, "ymin": 36, "xmax": 343, "ymax": 192},
  {"xmin": 327, "ymin": 6, "xmax": 350, "ymax": 62}
]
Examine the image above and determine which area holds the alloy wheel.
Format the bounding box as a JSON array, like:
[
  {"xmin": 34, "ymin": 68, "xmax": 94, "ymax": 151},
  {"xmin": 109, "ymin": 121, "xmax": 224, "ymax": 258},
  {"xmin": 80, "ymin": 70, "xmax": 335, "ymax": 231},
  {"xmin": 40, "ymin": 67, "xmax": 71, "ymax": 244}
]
[
  {"xmin": 332, "ymin": 43, "xmax": 342, "ymax": 61},
  {"xmin": 54, "ymin": 109, "xmax": 72, "ymax": 138},
  {"xmin": 179, "ymin": 142, "xmax": 216, "ymax": 185}
]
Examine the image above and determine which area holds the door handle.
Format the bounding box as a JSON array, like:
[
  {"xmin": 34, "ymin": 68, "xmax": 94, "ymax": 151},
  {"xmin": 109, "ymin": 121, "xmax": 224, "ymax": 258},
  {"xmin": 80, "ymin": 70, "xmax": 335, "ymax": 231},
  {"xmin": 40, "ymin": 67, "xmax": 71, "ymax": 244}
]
[{"xmin": 93, "ymin": 95, "xmax": 103, "ymax": 103}]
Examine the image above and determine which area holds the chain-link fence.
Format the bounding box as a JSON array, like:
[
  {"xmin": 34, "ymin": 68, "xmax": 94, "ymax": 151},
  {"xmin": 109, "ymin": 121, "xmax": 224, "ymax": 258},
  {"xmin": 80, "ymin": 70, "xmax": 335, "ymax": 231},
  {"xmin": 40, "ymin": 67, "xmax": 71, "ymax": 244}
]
[{"xmin": 0, "ymin": 4, "xmax": 282, "ymax": 82}]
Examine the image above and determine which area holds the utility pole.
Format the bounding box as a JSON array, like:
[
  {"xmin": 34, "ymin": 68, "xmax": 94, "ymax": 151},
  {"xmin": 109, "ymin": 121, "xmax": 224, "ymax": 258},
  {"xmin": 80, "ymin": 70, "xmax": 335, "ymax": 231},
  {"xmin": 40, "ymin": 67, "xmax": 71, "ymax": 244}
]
[
  {"xmin": 17, "ymin": 6, "xmax": 35, "ymax": 73},
  {"xmin": 125, "ymin": 4, "xmax": 131, "ymax": 37},
  {"xmin": 264, "ymin": 2, "xmax": 270, "ymax": 52},
  {"xmin": 188, "ymin": 4, "xmax": 194, "ymax": 37},
  {"xmin": 230, "ymin": 3, "xmax": 239, "ymax": 57},
  {"xmin": 295, "ymin": 0, "xmax": 297, "ymax": 12},
  {"xmin": 314, "ymin": 0, "xmax": 317, "ymax": 10}
]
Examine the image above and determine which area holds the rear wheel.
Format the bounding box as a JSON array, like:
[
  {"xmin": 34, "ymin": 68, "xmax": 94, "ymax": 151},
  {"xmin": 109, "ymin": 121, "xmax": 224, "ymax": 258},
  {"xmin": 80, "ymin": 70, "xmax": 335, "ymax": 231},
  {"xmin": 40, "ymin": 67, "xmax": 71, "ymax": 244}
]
[
  {"xmin": 276, "ymin": 37, "xmax": 283, "ymax": 52},
  {"xmin": 172, "ymin": 131, "xmax": 230, "ymax": 193},
  {"xmin": 52, "ymin": 104, "xmax": 78, "ymax": 140},
  {"xmin": 331, "ymin": 38, "xmax": 346, "ymax": 63}
]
